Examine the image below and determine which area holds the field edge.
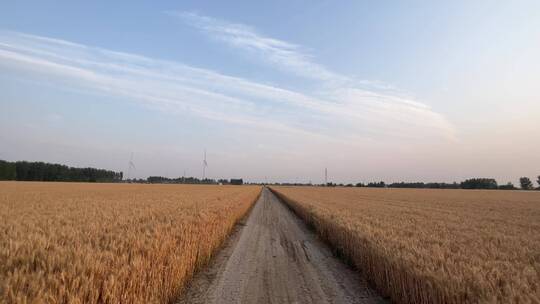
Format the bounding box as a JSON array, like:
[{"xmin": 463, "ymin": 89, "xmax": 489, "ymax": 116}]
[
  {"xmin": 172, "ymin": 186, "xmax": 263, "ymax": 301},
  {"xmin": 269, "ymin": 187, "xmax": 472, "ymax": 304}
]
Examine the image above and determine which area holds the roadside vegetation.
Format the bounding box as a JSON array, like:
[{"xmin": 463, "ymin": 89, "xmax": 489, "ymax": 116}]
[
  {"xmin": 271, "ymin": 186, "xmax": 540, "ymax": 303},
  {"xmin": 0, "ymin": 182, "xmax": 260, "ymax": 303}
]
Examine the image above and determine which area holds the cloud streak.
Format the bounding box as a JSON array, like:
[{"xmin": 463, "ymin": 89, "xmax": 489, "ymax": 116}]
[
  {"xmin": 0, "ymin": 30, "xmax": 455, "ymax": 144},
  {"xmin": 169, "ymin": 11, "xmax": 404, "ymax": 94},
  {"xmin": 169, "ymin": 11, "xmax": 345, "ymax": 83},
  {"xmin": 168, "ymin": 12, "xmax": 455, "ymax": 138}
]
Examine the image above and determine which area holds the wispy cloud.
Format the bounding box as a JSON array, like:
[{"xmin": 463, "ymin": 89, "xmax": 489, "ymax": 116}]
[
  {"xmin": 0, "ymin": 30, "xmax": 455, "ymax": 144},
  {"xmin": 168, "ymin": 12, "xmax": 456, "ymax": 137},
  {"xmin": 168, "ymin": 11, "xmax": 346, "ymax": 83},
  {"xmin": 168, "ymin": 11, "xmax": 405, "ymax": 92}
]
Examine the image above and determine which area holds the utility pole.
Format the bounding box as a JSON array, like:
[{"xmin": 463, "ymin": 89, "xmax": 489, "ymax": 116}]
[
  {"xmin": 325, "ymin": 168, "xmax": 328, "ymax": 186},
  {"xmin": 202, "ymin": 149, "xmax": 207, "ymax": 181}
]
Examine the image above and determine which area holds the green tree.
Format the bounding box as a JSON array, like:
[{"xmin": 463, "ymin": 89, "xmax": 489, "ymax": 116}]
[
  {"xmin": 498, "ymin": 182, "xmax": 516, "ymax": 190},
  {"xmin": 537, "ymin": 175, "xmax": 540, "ymax": 189},
  {"xmin": 0, "ymin": 160, "xmax": 17, "ymax": 180},
  {"xmin": 519, "ymin": 177, "xmax": 533, "ymax": 190},
  {"xmin": 460, "ymin": 178, "xmax": 498, "ymax": 189}
]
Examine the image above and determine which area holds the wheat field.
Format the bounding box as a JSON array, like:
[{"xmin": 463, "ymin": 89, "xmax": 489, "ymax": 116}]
[
  {"xmin": 271, "ymin": 186, "xmax": 540, "ymax": 304},
  {"xmin": 0, "ymin": 182, "xmax": 260, "ymax": 304}
]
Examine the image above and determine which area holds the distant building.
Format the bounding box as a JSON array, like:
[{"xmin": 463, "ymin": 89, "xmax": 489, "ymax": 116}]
[{"xmin": 230, "ymin": 178, "xmax": 243, "ymax": 185}]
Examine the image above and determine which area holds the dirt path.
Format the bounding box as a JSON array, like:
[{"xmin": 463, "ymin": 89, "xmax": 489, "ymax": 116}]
[{"xmin": 177, "ymin": 188, "xmax": 386, "ymax": 304}]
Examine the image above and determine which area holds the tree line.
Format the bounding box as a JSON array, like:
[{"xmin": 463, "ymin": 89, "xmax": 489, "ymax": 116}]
[
  {"xmin": 325, "ymin": 177, "xmax": 540, "ymax": 190},
  {"xmin": 146, "ymin": 176, "xmax": 230, "ymax": 184},
  {"xmin": 2, "ymin": 159, "xmax": 538, "ymax": 190},
  {"xmin": 0, "ymin": 160, "xmax": 123, "ymax": 182},
  {"xmin": 145, "ymin": 176, "xmax": 244, "ymax": 185},
  {"xmin": 0, "ymin": 160, "xmax": 245, "ymax": 185}
]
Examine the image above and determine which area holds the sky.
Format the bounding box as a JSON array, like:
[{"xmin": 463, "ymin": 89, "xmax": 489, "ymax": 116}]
[{"xmin": 1, "ymin": 1, "xmax": 539, "ymax": 184}]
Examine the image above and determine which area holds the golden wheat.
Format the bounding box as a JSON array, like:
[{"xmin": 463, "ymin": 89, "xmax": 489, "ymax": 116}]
[
  {"xmin": 0, "ymin": 182, "xmax": 260, "ymax": 304},
  {"xmin": 271, "ymin": 186, "xmax": 540, "ymax": 304}
]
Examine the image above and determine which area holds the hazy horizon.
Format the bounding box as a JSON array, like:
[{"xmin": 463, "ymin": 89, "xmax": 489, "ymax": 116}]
[{"xmin": 1, "ymin": 1, "xmax": 539, "ymax": 185}]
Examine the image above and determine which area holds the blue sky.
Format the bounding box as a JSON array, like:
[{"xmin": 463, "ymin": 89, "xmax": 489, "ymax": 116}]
[{"xmin": 1, "ymin": 1, "xmax": 539, "ymax": 184}]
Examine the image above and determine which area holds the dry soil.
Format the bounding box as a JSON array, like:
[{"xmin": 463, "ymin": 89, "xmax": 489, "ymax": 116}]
[{"xmin": 177, "ymin": 187, "xmax": 385, "ymax": 304}]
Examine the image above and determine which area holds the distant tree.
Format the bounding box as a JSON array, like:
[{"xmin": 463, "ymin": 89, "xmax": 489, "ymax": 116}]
[
  {"xmin": 0, "ymin": 160, "xmax": 122, "ymax": 182},
  {"xmin": 460, "ymin": 178, "xmax": 498, "ymax": 189},
  {"xmin": 537, "ymin": 176, "xmax": 540, "ymax": 189},
  {"xmin": 498, "ymin": 182, "xmax": 516, "ymax": 190},
  {"xmin": 230, "ymin": 179, "xmax": 243, "ymax": 185},
  {"xmin": 388, "ymin": 182, "xmax": 425, "ymax": 188},
  {"xmin": 367, "ymin": 181, "xmax": 386, "ymax": 188},
  {"xmin": 430, "ymin": 182, "xmax": 460, "ymax": 189},
  {"xmin": 355, "ymin": 182, "xmax": 365, "ymax": 187},
  {"xmin": 147, "ymin": 175, "xmax": 223, "ymax": 185},
  {"xmin": 386, "ymin": 181, "xmax": 460, "ymax": 189},
  {"xmin": 520, "ymin": 177, "xmax": 533, "ymax": 190},
  {"xmin": 217, "ymin": 179, "xmax": 230, "ymax": 185},
  {"xmin": 0, "ymin": 160, "xmax": 16, "ymax": 180}
]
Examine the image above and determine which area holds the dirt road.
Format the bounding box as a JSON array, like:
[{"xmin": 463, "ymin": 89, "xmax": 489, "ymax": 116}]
[{"xmin": 178, "ymin": 188, "xmax": 386, "ymax": 304}]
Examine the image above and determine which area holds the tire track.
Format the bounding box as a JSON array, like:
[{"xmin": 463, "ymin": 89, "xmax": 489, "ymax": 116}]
[{"xmin": 177, "ymin": 187, "xmax": 386, "ymax": 304}]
